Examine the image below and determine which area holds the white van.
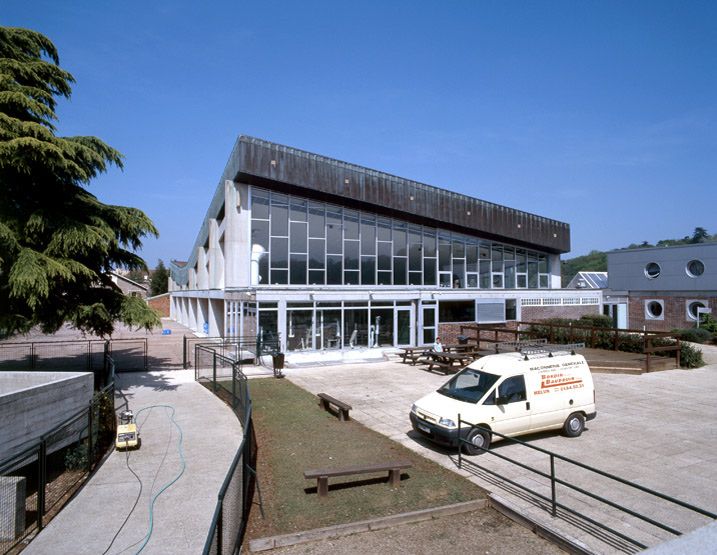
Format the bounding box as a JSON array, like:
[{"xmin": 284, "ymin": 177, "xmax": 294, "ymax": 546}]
[{"xmin": 410, "ymin": 349, "xmax": 596, "ymax": 455}]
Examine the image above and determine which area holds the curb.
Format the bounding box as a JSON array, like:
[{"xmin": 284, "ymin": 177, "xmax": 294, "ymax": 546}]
[
  {"xmin": 248, "ymin": 498, "xmax": 488, "ymax": 552},
  {"xmin": 488, "ymin": 493, "xmax": 592, "ymax": 555}
]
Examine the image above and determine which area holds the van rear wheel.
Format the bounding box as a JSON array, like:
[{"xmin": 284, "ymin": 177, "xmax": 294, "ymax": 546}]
[
  {"xmin": 464, "ymin": 428, "xmax": 491, "ymax": 455},
  {"xmin": 563, "ymin": 413, "xmax": 585, "ymax": 437}
]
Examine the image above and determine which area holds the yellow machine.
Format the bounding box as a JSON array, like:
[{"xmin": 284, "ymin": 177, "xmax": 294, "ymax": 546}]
[{"xmin": 116, "ymin": 410, "xmax": 140, "ymax": 450}]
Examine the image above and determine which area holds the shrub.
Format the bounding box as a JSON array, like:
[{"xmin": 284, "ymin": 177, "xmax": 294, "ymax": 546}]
[
  {"xmin": 680, "ymin": 343, "xmax": 704, "ymax": 368},
  {"xmin": 579, "ymin": 314, "xmax": 613, "ymax": 328},
  {"xmin": 698, "ymin": 314, "xmax": 717, "ymax": 333},
  {"xmin": 672, "ymin": 328, "xmax": 712, "ymax": 344},
  {"xmin": 64, "ymin": 444, "xmax": 89, "ymax": 471}
]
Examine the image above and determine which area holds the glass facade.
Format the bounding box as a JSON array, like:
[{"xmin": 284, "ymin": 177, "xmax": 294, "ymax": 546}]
[{"xmin": 250, "ymin": 187, "xmax": 551, "ymax": 288}]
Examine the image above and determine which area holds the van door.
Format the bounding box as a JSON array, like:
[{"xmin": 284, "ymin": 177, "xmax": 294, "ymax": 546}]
[{"xmin": 483, "ymin": 375, "xmax": 531, "ymax": 436}]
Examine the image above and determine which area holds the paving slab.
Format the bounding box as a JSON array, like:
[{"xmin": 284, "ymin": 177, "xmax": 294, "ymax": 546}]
[
  {"xmin": 282, "ymin": 353, "xmax": 717, "ymax": 554},
  {"xmin": 24, "ymin": 370, "xmax": 242, "ymax": 555}
]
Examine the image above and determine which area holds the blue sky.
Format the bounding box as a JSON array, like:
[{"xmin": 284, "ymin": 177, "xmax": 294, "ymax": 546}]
[{"xmin": 3, "ymin": 1, "xmax": 715, "ymax": 266}]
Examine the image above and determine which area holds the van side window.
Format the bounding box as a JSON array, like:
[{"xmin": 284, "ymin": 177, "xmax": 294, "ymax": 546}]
[{"xmin": 498, "ymin": 376, "xmax": 526, "ymax": 403}]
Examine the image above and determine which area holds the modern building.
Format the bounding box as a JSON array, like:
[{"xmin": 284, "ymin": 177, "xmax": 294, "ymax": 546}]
[
  {"xmin": 169, "ymin": 136, "xmax": 601, "ymax": 353},
  {"xmin": 607, "ymin": 243, "xmax": 716, "ymax": 331}
]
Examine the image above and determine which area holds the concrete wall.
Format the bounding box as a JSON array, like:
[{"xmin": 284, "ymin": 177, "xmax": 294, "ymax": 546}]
[{"xmin": 0, "ymin": 372, "xmax": 94, "ymax": 462}]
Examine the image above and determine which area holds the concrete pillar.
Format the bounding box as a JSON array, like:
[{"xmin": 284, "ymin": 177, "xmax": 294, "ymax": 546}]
[
  {"xmin": 549, "ymin": 254, "xmax": 561, "ymax": 289},
  {"xmin": 188, "ymin": 267, "xmax": 197, "ymax": 290},
  {"xmin": 208, "ymin": 219, "xmax": 225, "ymax": 289},
  {"xmin": 197, "ymin": 298, "xmax": 208, "ymax": 335},
  {"xmin": 277, "ymin": 299, "xmax": 287, "ymax": 353},
  {"xmin": 224, "ymin": 181, "xmax": 251, "ymax": 288},
  {"xmin": 188, "ymin": 297, "xmax": 197, "ymax": 331},
  {"xmin": 196, "ymin": 247, "xmax": 208, "ymax": 290},
  {"xmin": 208, "ymin": 299, "xmax": 223, "ymax": 337}
]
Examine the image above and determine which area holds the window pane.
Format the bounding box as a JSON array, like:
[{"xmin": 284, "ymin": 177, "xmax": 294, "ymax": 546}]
[
  {"xmin": 290, "ymin": 199, "xmax": 307, "ymax": 221},
  {"xmin": 504, "ymin": 261, "xmax": 516, "ymax": 288},
  {"xmin": 252, "ymin": 192, "xmax": 269, "ymax": 219},
  {"xmin": 290, "ymin": 222, "xmax": 307, "ymax": 253},
  {"xmin": 479, "ymin": 260, "xmax": 491, "ymax": 288},
  {"xmin": 361, "ymin": 257, "xmax": 376, "ymax": 285},
  {"xmin": 439, "ymin": 301, "xmax": 475, "ymax": 322},
  {"xmin": 453, "ymin": 241, "xmax": 465, "ymax": 258},
  {"xmin": 270, "ymin": 237, "xmax": 288, "ymax": 268},
  {"xmin": 270, "ymin": 269, "xmax": 287, "ymax": 285},
  {"xmin": 326, "ymin": 213, "xmax": 342, "ymax": 254},
  {"xmin": 377, "ymin": 242, "xmax": 392, "ymax": 270},
  {"xmin": 393, "ymin": 228, "xmax": 407, "ymax": 256},
  {"xmin": 309, "ymin": 239, "xmax": 325, "ymax": 269},
  {"xmin": 344, "ymin": 211, "xmax": 359, "ymax": 239},
  {"xmin": 290, "ymin": 254, "xmax": 307, "ymax": 284},
  {"xmin": 377, "ymin": 218, "xmax": 392, "ymax": 241},
  {"xmin": 423, "ymin": 233, "xmax": 436, "ymax": 257},
  {"xmin": 258, "ymin": 256, "xmax": 268, "ymax": 285},
  {"xmin": 361, "ymin": 221, "xmax": 376, "ymax": 255},
  {"xmin": 344, "ymin": 240, "xmax": 359, "ymax": 269},
  {"xmin": 378, "ymin": 271, "xmax": 392, "ymax": 285},
  {"xmin": 409, "ymin": 243, "xmax": 422, "ymax": 271},
  {"xmin": 453, "ymin": 260, "xmax": 465, "ymax": 288},
  {"xmin": 309, "ymin": 270, "xmax": 324, "ymax": 285},
  {"xmin": 344, "ymin": 270, "xmax": 359, "ymax": 285},
  {"xmin": 308, "ymin": 203, "xmax": 325, "ymax": 237},
  {"xmin": 271, "ymin": 204, "xmax": 288, "ymax": 236},
  {"xmin": 327, "ymin": 255, "xmax": 342, "ymax": 284},
  {"xmin": 466, "ymin": 245, "xmax": 478, "ymax": 271},
  {"xmin": 393, "ymin": 257, "xmax": 407, "ymax": 285},
  {"xmin": 423, "ymin": 258, "xmax": 436, "ymax": 285},
  {"xmin": 409, "ymin": 271, "xmax": 422, "ymax": 285},
  {"xmin": 439, "ymin": 243, "xmax": 451, "ymax": 272},
  {"xmin": 251, "ymin": 220, "xmax": 269, "ymax": 251}
]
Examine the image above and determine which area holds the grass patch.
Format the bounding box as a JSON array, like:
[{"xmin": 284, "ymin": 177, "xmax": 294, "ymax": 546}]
[{"xmin": 243, "ymin": 377, "xmax": 485, "ymax": 539}]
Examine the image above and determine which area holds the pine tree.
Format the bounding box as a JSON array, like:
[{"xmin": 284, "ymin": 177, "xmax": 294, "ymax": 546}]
[
  {"xmin": 150, "ymin": 260, "xmax": 169, "ymax": 296},
  {"xmin": 0, "ymin": 27, "xmax": 160, "ymax": 336}
]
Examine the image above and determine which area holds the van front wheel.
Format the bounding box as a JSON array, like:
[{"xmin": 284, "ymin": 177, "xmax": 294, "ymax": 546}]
[
  {"xmin": 563, "ymin": 413, "xmax": 585, "ymax": 437},
  {"xmin": 464, "ymin": 428, "xmax": 491, "ymax": 455}
]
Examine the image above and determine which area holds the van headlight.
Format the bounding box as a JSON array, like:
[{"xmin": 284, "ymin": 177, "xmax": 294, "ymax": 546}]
[{"xmin": 439, "ymin": 417, "xmax": 456, "ymax": 428}]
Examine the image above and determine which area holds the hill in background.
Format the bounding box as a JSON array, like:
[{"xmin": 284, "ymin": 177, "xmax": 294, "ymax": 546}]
[{"xmin": 562, "ymin": 227, "xmax": 714, "ymax": 287}]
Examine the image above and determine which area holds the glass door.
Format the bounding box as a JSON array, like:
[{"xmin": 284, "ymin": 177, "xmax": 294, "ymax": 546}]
[{"xmin": 395, "ymin": 307, "xmax": 414, "ymax": 346}]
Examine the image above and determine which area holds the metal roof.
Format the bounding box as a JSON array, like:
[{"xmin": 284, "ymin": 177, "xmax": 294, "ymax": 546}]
[{"xmin": 567, "ymin": 271, "xmax": 609, "ymax": 289}]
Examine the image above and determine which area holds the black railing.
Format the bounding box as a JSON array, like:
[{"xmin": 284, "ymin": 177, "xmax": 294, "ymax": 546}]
[
  {"xmin": 456, "ymin": 418, "xmax": 717, "ymax": 553},
  {"xmin": 183, "ymin": 334, "xmax": 281, "ymax": 369},
  {"xmin": 0, "ymin": 337, "xmax": 147, "ymax": 377},
  {"xmin": 195, "ymin": 345, "xmax": 258, "ymax": 555},
  {"xmin": 0, "ymin": 358, "xmax": 117, "ymax": 555}
]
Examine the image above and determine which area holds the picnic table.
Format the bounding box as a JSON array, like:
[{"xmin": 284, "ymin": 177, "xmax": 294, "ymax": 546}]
[
  {"xmin": 426, "ymin": 351, "xmax": 476, "ymax": 374},
  {"xmin": 399, "ymin": 346, "xmax": 432, "ymax": 365}
]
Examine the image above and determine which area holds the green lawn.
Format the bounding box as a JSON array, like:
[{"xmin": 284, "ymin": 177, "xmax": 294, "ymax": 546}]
[{"xmin": 244, "ymin": 377, "xmax": 485, "ymax": 539}]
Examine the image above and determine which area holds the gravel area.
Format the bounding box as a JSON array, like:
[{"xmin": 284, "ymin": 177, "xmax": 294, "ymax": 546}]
[{"xmin": 264, "ymin": 508, "xmax": 563, "ymax": 555}]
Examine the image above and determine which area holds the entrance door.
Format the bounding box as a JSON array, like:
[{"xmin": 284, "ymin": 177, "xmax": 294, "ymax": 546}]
[{"xmin": 395, "ymin": 307, "xmax": 414, "ymax": 346}]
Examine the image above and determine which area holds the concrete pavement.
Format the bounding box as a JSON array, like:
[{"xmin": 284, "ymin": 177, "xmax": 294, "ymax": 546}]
[
  {"xmin": 283, "ymin": 347, "xmax": 717, "ymax": 554},
  {"xmin": 24, "ymin": 370, "xmax": 242, "ymax": 555}
]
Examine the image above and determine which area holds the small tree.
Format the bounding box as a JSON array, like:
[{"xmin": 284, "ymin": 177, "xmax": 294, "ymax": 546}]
[
  {"xmin": 150, "ymin": 260, "xmax": 169, "ymax": 296},
  {"xmin": 0, "ymin": 27, "xmax": 159, "ymax": 336}
]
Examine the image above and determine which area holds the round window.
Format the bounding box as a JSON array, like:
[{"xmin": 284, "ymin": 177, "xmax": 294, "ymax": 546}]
[
  {"xmin": 644, "ymin": 262, "xmax": 661, "ymax": 279},
  {"xmin": 686, "ymin": 260, "xmax": 705, "ymax": 277},
  {"xmin": 688, "ymin": 301, "xmax": 706, "ymax": 320},
  {"xmin": 647, "ymin": 301, "xmax": 663, "ymax": 318}
]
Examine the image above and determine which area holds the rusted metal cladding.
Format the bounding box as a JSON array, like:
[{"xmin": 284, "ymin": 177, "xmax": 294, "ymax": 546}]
[{"xmin": 234, "ymin": 137, "xmax": 570, "ymax": 253}]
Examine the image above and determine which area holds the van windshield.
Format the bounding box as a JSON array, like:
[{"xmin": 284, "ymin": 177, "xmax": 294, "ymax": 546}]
[{"xmin": 437, "ymin": 368, "xmax": 500, "ymax": 404}]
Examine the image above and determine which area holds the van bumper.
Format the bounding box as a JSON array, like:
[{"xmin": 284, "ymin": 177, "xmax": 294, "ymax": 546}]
[
  {"xmin": 586, "ymin": 411, "xmax": 597, "ymax": 421},
  {"xmin": 409, "ymin": 411, "xmax": 462, "ymax": 448}
]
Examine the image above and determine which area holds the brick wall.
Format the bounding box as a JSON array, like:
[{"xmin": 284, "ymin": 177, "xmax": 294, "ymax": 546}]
[
  {"xmin": 147, "ymin": 293, "xmax": 170, "ymax": 317},
  {"xmin": 628, "ymin": 295, "xmax": 714, "ymax": 332}
]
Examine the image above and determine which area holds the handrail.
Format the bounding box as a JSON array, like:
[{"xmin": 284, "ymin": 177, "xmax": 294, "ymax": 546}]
[{"xmin": 456, "ymin": 418, "xmax": 716, "ymax": 550}]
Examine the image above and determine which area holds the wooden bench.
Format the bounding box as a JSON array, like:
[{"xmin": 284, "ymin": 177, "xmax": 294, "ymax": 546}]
[
  {"xmin": 304, "ymin": 460, "xmax": 413, "ymax": 497},
  {"xmin": 318, "ymin": 393, "xmax": 352, "ymax": 421}
]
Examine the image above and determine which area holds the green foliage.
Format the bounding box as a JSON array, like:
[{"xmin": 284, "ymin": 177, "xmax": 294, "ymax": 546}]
[
  {"xmin": 0, "ymin": 27, "xmax": 159, "ymax": 336},
  {"xmin": 680, "ymin": 343, "xmax": 704, "ymax": 368},
  {"xmin": 698, "ymin": 314, "xmax": 717, "ymax": 334},
  {"xmin": 64, "ymin": 443, "xmax": 88, "ymax": 471},
  {"xmin": 561, "ymin": 250, "xmax": 606, "ymax": 287},
  {"xmin": 579, "ymin": 314, "xmax": 613, "ymax": 328},
  {"xmin": 671, "ymin": 327, "xmax": 713, "ymax": 344},
  {"xmin": 150, "ymin": 259, "xmax": 169, "ymax": 296}
]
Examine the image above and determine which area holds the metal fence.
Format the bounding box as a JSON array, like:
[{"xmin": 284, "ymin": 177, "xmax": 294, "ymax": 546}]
[
  {"xmin": 0, "ymin": 338, "xmax": 147, "ymax": 378},
  {"xmin": 184, "ymin": 335, "xmax": 280, "ymax": 369},
  {"xmin": 195, "ymin": 345, "xmax": 258, "ymax": 555},
  {"xmin": 456, "ymin": 419, "xmax": 717, "ymax": 553},
  {"xmin": 0, "ymin": 358, "xmax": 117, "ymax": 554}
]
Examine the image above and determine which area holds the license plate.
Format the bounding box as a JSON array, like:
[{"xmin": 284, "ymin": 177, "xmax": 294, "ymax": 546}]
[{"xmin": 418, "ymin": 424, "xmax": 430, "ymax": 434}]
